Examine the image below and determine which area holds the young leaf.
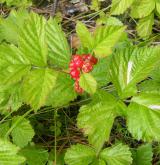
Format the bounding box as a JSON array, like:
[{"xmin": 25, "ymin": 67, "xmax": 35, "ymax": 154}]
[
  {"xmin": 46, "ymin": 73, "xmax": 77, "ymax": 107},
  {"xmin": 79, "ymin": 73, "xmax": 97, "ymax": 94},
  {"xmin": 0, "ymin": 139, "xmax": 25, "ymax": 165},
  {"xmin": 109, "ymin": 47, "xmax": 160, "ymax": 98},
  {"xmin": 22, "ymin": 68, "xmax": 57, "ymax": 110},
  {"xmin": 65, "ymin": 144, "xmax": 96, "ymax": 165},
  {"xmin": 93, "ymin": 26, "xmax": 125, "ymax": 57},
  {"xmin": 0, "ymin": 44, "xmax": 31, "ymax": 86},
  {"xmin": 76, "ymin": 21, "xmax": 94, "ymax": 49},
  {"xmin": 131, "ymin": 0, "xmax": 155, "ymax": 18},
  {"xmin": 111, "ymin": 0, "xmax": 135, "ymax": 15},
  {"xmin": 46, "ymin": 18, "xmax": 71, "ymax": 68},
  {"xmin": 132, "ymin": 143, "xmax": 153, "ymax": 165},
  {"xmin": 20, "ymin": 145, "xmax": 49, "ymax": 165},
  {"xmin": 0, "ymin": 9, "xmax": 29, "ymax": 44},
  {"xmin": 127, "ymin": 93, "xmax": 160, "ymax": 141},
  {"xmin": 19, "ymin": 12, "xmax": 47, "ymax": 67},
  {"xmin": 77, "ymin": 91, "xmax": 125, "ymax": 151},
  {"xmin": 11, "ymin": 116, "xmax": 35, "ymax": 148},
  {"xmin": 100, "ymin": 143, "xmax": 132, "ymax": 165},
  {"xmin": 137, "ymin": 13, "xmax": 154, "ymax": 38}
]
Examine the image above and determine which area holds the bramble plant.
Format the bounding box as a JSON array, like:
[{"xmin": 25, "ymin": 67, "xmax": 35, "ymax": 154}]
[
  {"xmin": 110, "ymin": 0, "xmax": 160, "ymax": 38},
  {"xmin": 0, "ymin": 1, "xmax": 160, "ymax": 165}
]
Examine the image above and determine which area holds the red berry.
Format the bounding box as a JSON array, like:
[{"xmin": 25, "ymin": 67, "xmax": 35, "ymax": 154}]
[
  {"xmin": 72, "ymin": 55, "xmax": 84, "ymax": 68},
  {"xmin": 70, "ymin": 69, "xmax": 80, "ymax": 80},
  {"xmin": 82, "ymin": 54, "xmax": 92, "ymax": 61},
  {"xmin": 90, "ymin": 56, "xmax": 98, "ymax": 65},
  {"xmin": 74, "ymin": 80, "xmax": 84, "ymax": 94},
  {"xmin": 69, "ymin": 60, "xmax": 77, "ymax": 70},
  {"xmin": 82, "ymin": 62, "xmax": 93, "ymax": 73}
]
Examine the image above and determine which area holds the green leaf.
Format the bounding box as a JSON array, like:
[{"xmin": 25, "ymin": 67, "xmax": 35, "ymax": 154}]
[
  {"xmin": 156, "ymin": 1, "xmax": 160, "ymax": 15},
  {"xmin": 127, "ymin": 93, "xmax": 160, "ymax": 141},
  {"xmin": 19, "ymin": 12, "xmax": 47, "ymax": 67},
  {"xmin": 0, "ymin": 83, "xmax": 22, "ymax": 115},
  {"xmin": 79, "ymin": 73, "xmax": 97, "ymax": 94},
  {"xmin": 22, "ymin": 68, "xmax": 57, "ymax": 110},
  {"xmin": 139, "ymin": 80, "xmax": 160, "ymax": 94},
  {"xmin": 11, "ymin": 116, "xmax": 35, "ymax": 148},
  {"xmin": 93, "ymin": 26, "xmax": 125, "ymax": 57},
  {"xmin": 76, "ymin": 21, "xmax": 94, "ymax": 49},
  {"xmin": 0, "ymin": 9, "xmax": 29, "ymax": 44},
  {"xmin": 20, "ymin": 145, "xmax": 49, "ymax": 165},
  {"xmin": 132, "ymin": 144, "xmax": 153, "ymax": 165},
  {"xmin": 131, "ymin": 0, "xmax": 155, "ymax": 18},
  {"xmin": 77, "ymin": 91, "xmax": 124, "ymax": 151},
  {"xmin": 0, "ymin": 44, "xmax": 31, "ymax": 86},
  {"xmin": 91, "ymin": 58, "xmax": 110, "ymax": 87},
  {"xmin": 0, "ymin": 121, "xmax": 10, "ymax": 139},
  {"xmin": 46, "ymin": 73, "xmax": 77, "ymax": 107},
  {"xmin": 104, "ymin": 17, "xmax": 123, "ymax": 26},
  {"xmin": 0, "ymin": 138, "xmax": 25, "ymax": 165},
  {"xmin": 0, "ymin": 0, "xmax": 32, "ymax": 7},
  {"xmin": 91, "ymin": 159, "xmax": 106, "ymax": 165},
  {"xmin": 109, "ymin": 47, "xmax": 160, "ymax": 98},
  {"xmin": 137, "ymin": 13, "xmax": 154, "ymax": 38},
  {"xmin": 90, "ymin": 0, "xmax": 100, "ymax": 11},
  {"xmin": 65, "ymin": 144, "xmax": 96, "ymax": 165},
  {"xmin": 111, "ymin": 0, "xmax": 135, "ymax": 15},
  {"xmin": 100, "ymin": 143, "xmax": 132, "ymax": 165},
  {"xmin": 46, "ymin": 18, "xmax": 71, "ymax": 68}
]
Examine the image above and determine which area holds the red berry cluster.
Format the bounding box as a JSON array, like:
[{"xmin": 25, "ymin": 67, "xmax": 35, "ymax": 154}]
[{"xmin": 69, "ymin": 54, "xmax": 98, "ymax": 94}]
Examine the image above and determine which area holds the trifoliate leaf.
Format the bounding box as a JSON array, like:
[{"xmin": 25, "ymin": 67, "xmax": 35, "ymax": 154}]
[
  {"xmin": 22, "ymin": 68, "xmax": 57, "ymax": 110},
  {"xmin": 0, "ymin": 44, "xmax": 31, "ymax": 86},
  {"xmin": 132, "ymin": 143, "xmax": 153, "ymax": 165},
  {"xmin": 11, "ymin": 116, "xmax": 35, "ymax": 148},
  {"xmin": 19, "ymin": 12, "xmax": 47, "ymax": 67},
  {"xmin": 93, "ymin": 26, "xmax": 125, "ymax": 57},
  {"xmin": 0, "ymin": 139, "xmax": 25, "ymax": 165},
  {"xmin": 111, "ymin": 0, "xmax": 135, "ymax": 15},
  {"xmin": 46, "ymin": 73, "xmax": 77, "ymax": 107},
  {"xmin": 65, "ymin": 144, "xmax": 96, "ymax": 165},
  {"xmin": 100, "ymin": 143, "xmax": 132, "ymax": 165},
  {"xmin": 20, "ymin": 145, "xmax": 49, "ymax": 165},
  {"xmin": 137, "ymin": 13, "xmax": 154, "ymax": 38},
  {"xmin": 46, "ymin": 18, "xmax": 71, "ymax": 68},
  {"xmin": 79, "ymin": 73, "xmax": 97, "ymax": 94},
  {"xmin": 0, "ymin": 9, "xmax": 29, "ymax": 44},
  {"xmin": 131, "ymin": 0, "xmax": 155, "ymax": 18},
  {"xmin": 109, "ymin": 47, "xmax": 160, "ymax": 98},
  {"xmin": 127, "ymin": 93, "xmax": 160, "ymax": 141},
  {"xmin": 77, "ymin": 91, "xmax": 125, "ymax": 151},
  {"xmin": 76, "ymin": 21, "xmax": 94, "ymax": 49}
]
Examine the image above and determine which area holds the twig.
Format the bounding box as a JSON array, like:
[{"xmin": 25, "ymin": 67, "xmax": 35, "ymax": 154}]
[{"xmin": 51, "ymin": 0, "xmax": 58, "ymax": 17}]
